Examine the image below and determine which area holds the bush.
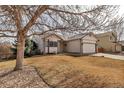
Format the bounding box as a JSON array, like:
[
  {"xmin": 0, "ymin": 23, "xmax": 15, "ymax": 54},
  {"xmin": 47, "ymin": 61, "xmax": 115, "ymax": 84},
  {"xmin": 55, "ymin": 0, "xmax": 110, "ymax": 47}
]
[{"xmin": 11, "ymin": 39, "xmax": 40, "ymax": 57}]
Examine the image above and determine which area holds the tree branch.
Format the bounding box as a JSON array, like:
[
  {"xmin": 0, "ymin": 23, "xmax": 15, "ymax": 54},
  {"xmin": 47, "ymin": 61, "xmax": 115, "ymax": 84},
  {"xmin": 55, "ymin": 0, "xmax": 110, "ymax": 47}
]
[
  {"xmin": 0, "ymin": 33, "xmax": 16, "ymax": 38},
  {"xmin": 23, "ymin": 5, "xmax": 49, "ymax": 34},
  {"xmin": 0, "ymin": 30, "xmax": 16, "ymax": 33},
  {"xmin": 48, "ymin": 6, "xmax": 105, "ymax": 15}
]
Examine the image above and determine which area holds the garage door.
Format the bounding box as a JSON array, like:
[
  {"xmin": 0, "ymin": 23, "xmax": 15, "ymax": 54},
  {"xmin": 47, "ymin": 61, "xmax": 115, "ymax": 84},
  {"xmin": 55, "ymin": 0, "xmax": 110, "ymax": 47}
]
[{"xmin": 83, "ymin": 43, "xmax": 95, "ymax": 54}]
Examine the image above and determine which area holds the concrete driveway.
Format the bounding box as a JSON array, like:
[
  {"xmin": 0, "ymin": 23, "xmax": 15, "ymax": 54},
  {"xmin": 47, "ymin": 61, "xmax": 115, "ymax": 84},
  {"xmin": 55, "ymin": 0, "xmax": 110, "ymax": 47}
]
[{"xmin": 91, "ymin": 53, "xmax": 124, "ymax": 61}]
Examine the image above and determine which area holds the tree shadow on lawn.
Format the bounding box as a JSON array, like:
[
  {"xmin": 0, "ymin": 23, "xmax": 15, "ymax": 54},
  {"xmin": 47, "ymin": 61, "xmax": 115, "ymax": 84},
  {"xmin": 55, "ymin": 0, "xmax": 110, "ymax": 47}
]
[{"xmin": 0, "ymin": 69, "xmax": 14, "ymax": 78}]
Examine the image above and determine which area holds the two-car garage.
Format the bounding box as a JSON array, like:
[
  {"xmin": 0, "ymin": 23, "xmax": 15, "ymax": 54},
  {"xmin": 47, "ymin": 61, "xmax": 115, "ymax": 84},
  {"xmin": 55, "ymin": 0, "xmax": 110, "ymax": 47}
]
[{"xmin": 65, "ymin": 33, "xmax": 97, "ymax": 54}]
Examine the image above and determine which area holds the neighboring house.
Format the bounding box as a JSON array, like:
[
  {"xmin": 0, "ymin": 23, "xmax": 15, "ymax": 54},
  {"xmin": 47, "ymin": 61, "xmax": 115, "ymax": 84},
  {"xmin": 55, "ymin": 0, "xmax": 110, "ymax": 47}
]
[
  {"xmin": 34, "ymin": 32, "xmax": 97, "ymax": 55},
  {"xmin": 0, "ymin": 43, "xmax": 13, "ymax": 59},
  {"xmin": 95, "ymin": 31, "xmax": 122, "ymax": 53},
  {"xmin": 119, "ymin": 40, "xmax": 124, "ymax": 51}
]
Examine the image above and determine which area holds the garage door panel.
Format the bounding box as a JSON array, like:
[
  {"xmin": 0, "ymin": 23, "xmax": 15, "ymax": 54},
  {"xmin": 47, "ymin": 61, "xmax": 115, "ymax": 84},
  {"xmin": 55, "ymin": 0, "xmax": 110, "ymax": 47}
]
[{"xmin": 83, "ymin": 43, "xmax": 95, "ymax": 54}]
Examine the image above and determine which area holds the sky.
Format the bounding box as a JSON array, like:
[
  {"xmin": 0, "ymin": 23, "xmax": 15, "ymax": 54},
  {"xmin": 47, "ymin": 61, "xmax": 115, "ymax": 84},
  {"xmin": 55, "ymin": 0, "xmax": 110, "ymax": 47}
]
[
  {"xmin": 119, "ymin": 5, "xmax": 124, "ymax": 16},
  {"xmin": 0, "ymin": 5, "xmax": 124, "ymax": 42},
  {"xmin": 118, "ymin": 6, "xmax": 124, "ymax": 40}
]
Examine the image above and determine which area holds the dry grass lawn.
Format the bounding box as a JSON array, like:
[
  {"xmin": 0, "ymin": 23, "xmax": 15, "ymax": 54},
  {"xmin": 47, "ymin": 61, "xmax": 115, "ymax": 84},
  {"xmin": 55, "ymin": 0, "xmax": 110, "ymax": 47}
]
[{"xmin": 0, "ymin": 55, "xmax": 124, "ymax": 88}]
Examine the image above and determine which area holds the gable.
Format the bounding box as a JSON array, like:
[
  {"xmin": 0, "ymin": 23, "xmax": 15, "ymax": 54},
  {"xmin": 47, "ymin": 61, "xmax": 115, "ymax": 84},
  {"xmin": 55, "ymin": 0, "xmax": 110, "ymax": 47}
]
[
  {"xmin": 97, "ymin": 34, "xmax": 116, "ymax": 42},
  {"xmin": 96, "ymin": 32, "xmax": 116, "ymax": 39},
  {"xmin": 83, "ymin": 34, "xmax": 97, "ymax": 40},
  {"xmin": 82, "ymin": 34, "xmax": 97, "ymax": 43},
  {"xmin": 45, "ymin": 34, "xmax": 62, "ymax": 41}
]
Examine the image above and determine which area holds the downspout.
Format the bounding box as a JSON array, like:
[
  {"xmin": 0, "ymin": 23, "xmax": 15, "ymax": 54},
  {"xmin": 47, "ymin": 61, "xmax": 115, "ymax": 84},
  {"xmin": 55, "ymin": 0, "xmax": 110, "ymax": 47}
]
[
  {"xmin": 48, "ymin": 39, "xmax": 49, "ymax": 54},
  {"xmin": 80, "ymin": 39, "xmax": 83, "ymax": 55},
  {"xmin": 115, "ymin": 44, "xmax": 116, "ymax": 53},
  {"xmin": 95, "ymin": 43, "xmax": 97, "ymax": 53},
  {"xmin": 43, "ymin": 38, "xmax": 45, "ymax": 55},
  {"xmin": 95, "ymin": 40, "xmax": 98, "ymax": 53}
]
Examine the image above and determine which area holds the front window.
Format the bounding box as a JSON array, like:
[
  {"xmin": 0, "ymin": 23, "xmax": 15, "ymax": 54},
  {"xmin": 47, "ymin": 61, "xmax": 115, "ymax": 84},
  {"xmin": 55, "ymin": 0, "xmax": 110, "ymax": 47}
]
[{"xmin": 48, "ymin": 41, "xmax": 58, "ymax": 47}]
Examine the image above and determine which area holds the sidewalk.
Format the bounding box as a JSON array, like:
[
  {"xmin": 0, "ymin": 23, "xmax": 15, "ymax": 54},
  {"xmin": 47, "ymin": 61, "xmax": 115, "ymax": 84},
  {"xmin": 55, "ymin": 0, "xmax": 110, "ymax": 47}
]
[{"xmin": 91, "ymin": 53, "xmax": 124, "ymax": 61}]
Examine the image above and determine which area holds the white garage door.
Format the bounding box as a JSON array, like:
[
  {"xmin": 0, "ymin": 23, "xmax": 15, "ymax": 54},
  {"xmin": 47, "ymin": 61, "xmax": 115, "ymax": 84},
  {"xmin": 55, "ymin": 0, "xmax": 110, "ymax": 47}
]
[{"xmin": 83, "ymin": 43, "xmax": 95, "ymax": 54}]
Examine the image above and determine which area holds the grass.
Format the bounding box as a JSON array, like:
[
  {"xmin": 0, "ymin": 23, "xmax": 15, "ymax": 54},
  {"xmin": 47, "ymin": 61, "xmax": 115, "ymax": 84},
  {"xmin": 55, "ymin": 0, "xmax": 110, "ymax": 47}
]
[{"xmin": 0, "ymin": 55, "xmax": 124, "ymax": 87}]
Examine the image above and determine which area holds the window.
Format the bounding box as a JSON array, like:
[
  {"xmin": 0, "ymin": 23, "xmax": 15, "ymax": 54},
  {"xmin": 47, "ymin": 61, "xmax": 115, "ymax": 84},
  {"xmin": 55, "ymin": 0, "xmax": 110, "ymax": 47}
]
[{"xmin": 48, "ymin": 41, "xmax": 58, "ymax": 47}]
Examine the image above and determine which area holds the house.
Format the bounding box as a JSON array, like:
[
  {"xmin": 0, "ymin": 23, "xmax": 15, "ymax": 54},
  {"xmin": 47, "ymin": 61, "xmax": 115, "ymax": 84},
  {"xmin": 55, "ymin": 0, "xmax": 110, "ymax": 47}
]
[
  {"xmin": 119, "ymin": 40, "xmax": 124, "ymax": 51},
  {"xmin": 34, "ymin": 32, "xmax": 97, "ymax": 55},
  {"xmin": 64, "ymin": 32, "xmax": 97, "ymax": 54},
  {"xmin": 95, "ymin": 31, "xmax": 122, "ymax": 53},
  {"xmin": 0, "ymin": 43, "xmax": 13, "ymax": 59}
]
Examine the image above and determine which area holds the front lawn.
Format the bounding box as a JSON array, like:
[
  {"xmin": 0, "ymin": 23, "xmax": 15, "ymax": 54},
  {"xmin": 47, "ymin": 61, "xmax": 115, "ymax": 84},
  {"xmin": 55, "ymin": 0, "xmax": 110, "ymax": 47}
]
[{"xmin": 0, "ymin": 55, "xmax": 124, "ymax": 87}]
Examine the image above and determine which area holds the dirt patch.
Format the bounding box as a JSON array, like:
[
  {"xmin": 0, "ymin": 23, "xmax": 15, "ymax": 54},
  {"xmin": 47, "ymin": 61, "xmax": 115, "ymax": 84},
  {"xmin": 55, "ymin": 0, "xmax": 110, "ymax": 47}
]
[{"xmin": 0, "ymin": 66, "xmax": 49, "ymax": 88}]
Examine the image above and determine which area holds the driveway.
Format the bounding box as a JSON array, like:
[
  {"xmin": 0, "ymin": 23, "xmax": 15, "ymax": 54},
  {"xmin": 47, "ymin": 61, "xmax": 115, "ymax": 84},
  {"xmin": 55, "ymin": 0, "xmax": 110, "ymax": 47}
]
[{"xmin": 92, "ymin": 53, "xmax": 124, "ymax": 61}]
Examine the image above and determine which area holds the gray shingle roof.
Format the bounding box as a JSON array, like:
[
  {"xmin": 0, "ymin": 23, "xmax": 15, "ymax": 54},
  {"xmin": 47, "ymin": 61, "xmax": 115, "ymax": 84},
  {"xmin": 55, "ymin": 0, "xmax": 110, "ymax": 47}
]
[{"xmin": 67, "ymin": 32, "xmax": 91, "ymax": 41}]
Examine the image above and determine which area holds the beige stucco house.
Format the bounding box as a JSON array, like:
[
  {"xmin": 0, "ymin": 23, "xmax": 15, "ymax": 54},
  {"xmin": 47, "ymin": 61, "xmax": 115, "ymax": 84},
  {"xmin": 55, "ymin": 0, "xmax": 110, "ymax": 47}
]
[
  {"xmin": 119, "ymin": 40, "xmax": 124, "ymax": 51},
  {"xmin": 34, "ymin": 32, "xmax": 97, "ymax": 55},
  {"xmin": 95, "ymin": 31, "xmax": 122, "ymax": 53}
]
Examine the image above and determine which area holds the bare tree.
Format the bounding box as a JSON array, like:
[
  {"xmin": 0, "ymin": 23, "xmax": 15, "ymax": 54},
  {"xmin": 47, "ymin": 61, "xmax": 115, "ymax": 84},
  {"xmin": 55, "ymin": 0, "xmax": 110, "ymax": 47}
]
[{"xmin": 0, "ymin": 5, "xmax": 122, "ymax": 70}]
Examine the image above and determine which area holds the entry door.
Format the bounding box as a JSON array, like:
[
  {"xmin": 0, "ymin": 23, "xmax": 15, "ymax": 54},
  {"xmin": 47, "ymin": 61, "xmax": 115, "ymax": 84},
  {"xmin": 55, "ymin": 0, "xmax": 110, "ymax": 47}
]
[{"xmin": 83, "ymin": 43, "xmax": 95, "ymax": 54}]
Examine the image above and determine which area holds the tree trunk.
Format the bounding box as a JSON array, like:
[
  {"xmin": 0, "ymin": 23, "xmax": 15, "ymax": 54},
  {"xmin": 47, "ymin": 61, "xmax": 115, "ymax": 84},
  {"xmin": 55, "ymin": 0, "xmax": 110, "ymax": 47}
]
[{"xmin": 14, "ymin": 32, "xmax": 25, "ymax": 71}]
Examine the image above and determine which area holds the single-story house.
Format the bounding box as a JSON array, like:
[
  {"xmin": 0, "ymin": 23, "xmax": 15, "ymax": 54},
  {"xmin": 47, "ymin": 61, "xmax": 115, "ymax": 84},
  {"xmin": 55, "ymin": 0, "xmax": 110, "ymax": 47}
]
[
  {"xmin": 95, "ymin": 31, "xmax": 122, "ymax": 53},
  {"xmin": 33, "ymin": 32, "xmax": 97, "ymax": 55}
]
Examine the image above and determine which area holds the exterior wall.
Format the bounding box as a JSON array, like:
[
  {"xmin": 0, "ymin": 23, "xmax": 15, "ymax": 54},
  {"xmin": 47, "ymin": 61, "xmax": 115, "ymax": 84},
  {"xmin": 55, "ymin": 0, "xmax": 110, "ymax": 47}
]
[
  {"xmin": 66, "ymin": 39, "xmax": 80, "ymax": 53},
  {"xmin": 82, "ymin": 35, "xmax": 97, "ymax": 54},
  {"xmin": 44, "ymin": 34, "xmax": 62, "ymax": 53},
  {"xmin": 82, "ymin": 34, "xmax": 97, "ymax": 43},
  {"xmin": 58, "ymin": 41, "xmax": 64, "ymax": 53},
  {"xmin": 116, "ymin": 44, "xmax": 122, "ymax": 52},
  {"xmin": 96, "ymin": 35, "xmax": 116, "ymax": 52},
  {"xmin": 33, "ymin": 35, "xmax": 44, "ymax": 53},
  {"xmin": 95, "ymin": 32, "xmax": 120, "ymax": 53},
  {"xmin": 45, "ymin": 47, "xmax": 58, "ymax": 53}
]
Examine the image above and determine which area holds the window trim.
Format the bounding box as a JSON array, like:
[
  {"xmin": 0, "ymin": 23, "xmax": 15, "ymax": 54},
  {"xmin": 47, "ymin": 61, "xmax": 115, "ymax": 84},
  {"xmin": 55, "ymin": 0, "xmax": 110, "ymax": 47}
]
[{"xmin": 48, "ymin": 41, "xmax": 58, "ymax": 47}]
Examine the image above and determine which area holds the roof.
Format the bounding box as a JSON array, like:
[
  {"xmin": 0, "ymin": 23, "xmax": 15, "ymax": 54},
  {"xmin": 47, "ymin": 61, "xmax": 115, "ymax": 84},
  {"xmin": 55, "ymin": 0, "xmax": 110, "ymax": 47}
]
[
  {"xmin": 95, "ymin": 31, "xmax": 117, "ymax": 38},
  {"xmin": 41, "ymin": 32, "xmax": 96, "ymax": 41},
  {"xmin": 43, "ymin": 33, "xmax": 66, "ymax": 40},
  {"xmin": 67, "ymin": 32, "xmax": 95, "ymax": 41}
]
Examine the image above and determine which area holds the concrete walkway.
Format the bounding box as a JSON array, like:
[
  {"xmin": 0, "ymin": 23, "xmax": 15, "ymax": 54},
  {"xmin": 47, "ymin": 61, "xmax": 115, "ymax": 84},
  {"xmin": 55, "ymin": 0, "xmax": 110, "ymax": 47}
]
[{"xmin": 91, "ymin": 53, "xmax": 124, "ymax": 61}]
